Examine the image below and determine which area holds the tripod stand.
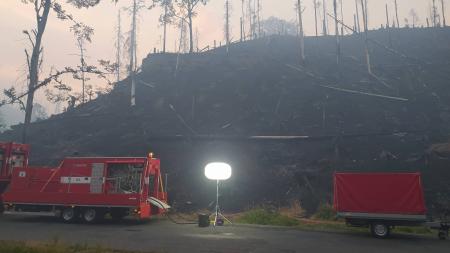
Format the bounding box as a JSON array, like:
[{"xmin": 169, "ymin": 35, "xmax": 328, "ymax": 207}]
[{"xmin": 213, "ymin": 180, "xmax": 232, "ymax": 226}]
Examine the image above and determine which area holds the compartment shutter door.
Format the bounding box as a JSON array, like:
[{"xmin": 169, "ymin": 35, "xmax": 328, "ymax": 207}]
[{"xmin": 90, "ymin": 163, "xmax": 105, "ymax": 193}]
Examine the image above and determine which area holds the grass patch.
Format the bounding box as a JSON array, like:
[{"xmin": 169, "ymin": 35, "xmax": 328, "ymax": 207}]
[
  {"xmin": 312, "ymin": 203, "xmax": 337, "ymax": 221},
  {"xmin": 0, "ymin": 240, "xmax": 148, "ymax": 253},
  {"xmin": 236, "ymin": 209, "xmax": 299, "ymax": 226}
]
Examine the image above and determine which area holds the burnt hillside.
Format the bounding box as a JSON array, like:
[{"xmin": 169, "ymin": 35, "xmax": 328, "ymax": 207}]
[{"xmin": 2, "ymin": 28, "xmax": 450, "ymax": 214}]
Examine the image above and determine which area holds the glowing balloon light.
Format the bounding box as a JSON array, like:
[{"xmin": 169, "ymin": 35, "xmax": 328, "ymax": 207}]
[
  {"xmin": 204, "ymin": 162, "xmax": 232, "ymax": 180},
  {"xmin": 204, "ymin": 162, "xmax": 233, "ymax": 226}
]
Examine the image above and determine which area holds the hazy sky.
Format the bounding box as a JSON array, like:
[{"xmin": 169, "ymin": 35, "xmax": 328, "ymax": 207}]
[{"xmin": 0, "ymin": 0, "xmax": 448, "ymax": 117}]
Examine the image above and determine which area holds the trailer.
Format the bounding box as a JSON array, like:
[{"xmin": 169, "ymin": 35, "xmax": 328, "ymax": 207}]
[
  {"xmin": 0, "ymin": 142, "xmax": 169, "ymax": 223},
  {"xmin": 333, "ymin": 172, "xmax": 449, "ymax": 239}
]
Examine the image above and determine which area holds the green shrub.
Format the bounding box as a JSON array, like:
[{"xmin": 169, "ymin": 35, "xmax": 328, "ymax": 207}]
[
  {"xmin": 313, "ymin": 203, "xmax": 337, "ymax": 221},
  {"xmin": 237, "ymin": 209, "xmax": 299, "ymax": 226}
]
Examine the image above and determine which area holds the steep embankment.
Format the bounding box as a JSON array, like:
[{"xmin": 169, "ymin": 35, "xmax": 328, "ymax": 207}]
[{"xmin": 2, "ymin": 28, "xmax": 450, "ymax": 214}]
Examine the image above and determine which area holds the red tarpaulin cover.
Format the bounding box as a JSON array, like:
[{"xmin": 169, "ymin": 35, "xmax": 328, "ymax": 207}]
[{"xmin": 333, "ymin": 173, "xmax": 426, "ymax": 215}]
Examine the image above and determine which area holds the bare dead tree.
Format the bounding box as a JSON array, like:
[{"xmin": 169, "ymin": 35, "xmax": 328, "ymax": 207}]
[
  {"xmin": 360, "ymin": 0, "xmax": 372, "ymax": 74},
  {"xmin": 339, "ymin": 0, "xmax": 344, "ymax": 36},
  {"xmin": 171, "ymin": 0, "xmax": 210, "ymax": 53},
  {"xmin": 225, "ymin": 0, "xmax": 231, "ymax": 53},
  {"xmin": 257, "ymin": 0, "xmax": 262, "ymax": 37},
  {"xmin": 129, "ymin": 0, "xmax": 138, "ymax": 107},
  {"xmin": 409, "ymin": 9, "xmax": 420, "ymax": 28},
  {"xmin": 152, "ymin": 0, "xmax": 174, "ymax": 53},
  {"xmin": 333, "ymin": 0, "xmax": 340, "ymax": 65},
  {"xmin": 313, "ymin": 0, "xmax": 320, "ymax": 37},
  {"xmin": 116, "ymin": 10, "xmax": 122, "ymax": 83},
  {"xmin": 241, "ymin": 0, "xmax": 245, "ymax": 41},
  {"xmin": 394, "ymin": 0, "xmax": 400, "ymax": 28},
  {"xmin": 355, "ymin": 0, "xmax": 361, "ymax": 32},
  {"xmin": 17, "ymin": 0, "xmax": 103, "ymax": 142},
  {"xmin": 323, "ymin": 0, "xmax": 328, "ymax": 35},
  {"xmin": 442, "ymin": 0, "xmax": 447, "ymax": 27},
  {"xmin": 297, "ymin": 0, "xmax": 305, "ymax": 62},
  {"xmin": 386, "ymin": 4, "xmax": 392, "ymax": 46},
  {"xmin": 247, "ymin": 0, "xmax": 254, "ymax": 39},
  {"xmin": 433, "ymin": 0, "xmax": 438, "ymax": 27}
]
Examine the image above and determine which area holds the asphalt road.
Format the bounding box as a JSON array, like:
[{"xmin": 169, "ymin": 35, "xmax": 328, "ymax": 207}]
[{"xmin": 0, "ymin": 214, "xmax": 449, "ymax": 253}]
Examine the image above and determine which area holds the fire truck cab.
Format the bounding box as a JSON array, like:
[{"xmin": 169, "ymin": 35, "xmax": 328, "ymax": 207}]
[{"xmin": 0, "ymin": 142, "xmax": 169, "ymax": 223}]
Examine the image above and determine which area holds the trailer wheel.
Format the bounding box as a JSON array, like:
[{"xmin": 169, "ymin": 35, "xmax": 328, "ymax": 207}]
[
  {"xmin": 82, "ymin": 208, "xmax": 98, "ymax": 223},
  {"xmin": 371, "ymin": 223, "xmax": 391, "ymax": 239},
  {"xmin": 61, "ymin": 208, "xmax": 78, "ymax": 223}
]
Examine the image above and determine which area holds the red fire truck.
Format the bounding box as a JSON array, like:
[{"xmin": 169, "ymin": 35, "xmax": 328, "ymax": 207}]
[{"xmin": 0, "ymin": 142, "xmax": 169, "ymax": 223}]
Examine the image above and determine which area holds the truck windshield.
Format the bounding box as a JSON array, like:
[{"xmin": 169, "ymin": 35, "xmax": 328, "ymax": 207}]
[
  {"xmin": 106, "ymin": 163, "xmax": 144, "ymax": 194},
  {"xmin": 11, "ymin": 153, "xmax": 25, "ymax": 168}
]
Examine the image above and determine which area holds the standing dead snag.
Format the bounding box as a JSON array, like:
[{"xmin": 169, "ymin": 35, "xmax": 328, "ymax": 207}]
[
  {"xmin": 152, "ymin": 0, "xmax": 174, "ymax": 53},
  {"xmin": 224, "ymin": 0, "xmax": 231, "ymax": 53},
  {"xmin": 333, "ymin": 0, "xmax": 340, "ymax": 66},
  {"xmin": 241, "ymin": 0, "xmax": 246, "ymax": 41},
  {"xmin": 297, "ymin": 0, "xmax": 305, "ymax": 63},
  {"xmin": 394, "ymin": 0, "xmax": 400, "ymax": 28},
  {"xmin": 385, "ymin": 4, "xmax": 392, "ymax": 46},
  {"xmin": 172, "ymin": 0, "xmax": 210, "ymax": 53},
  {"xmin": 360, "ymin": 0, "xmax": 372, "ymax": 75},
  {"xmin": 116, "ymin": 10, "xmax": 122, "ymax": 83},
  {"xmin": 323, "ymin": 0, "xmax": 328, "ymax": 35},
  {"xmin": 129, "ymin": 0, "xmax": 138, "ymax": 107},
  {"xmin": 355, "ymin": 0, "xmax": 361, "ymax": 33},
  {"xmin": 442, "ymin": 0, "xmax": 447, "ymax": 27},
  {"xmin": 313, "ymin": 0, "xmax": 319, "ymax": 37}
]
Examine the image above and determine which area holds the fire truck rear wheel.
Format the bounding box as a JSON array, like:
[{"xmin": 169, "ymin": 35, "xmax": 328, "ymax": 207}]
[
  {"xmin": 82, "ymin": 208, "xmax": 98, "ymax": 223},
  {"xmin": 61, "ymin": 208, "xmax": 78, "ymax": 223}
]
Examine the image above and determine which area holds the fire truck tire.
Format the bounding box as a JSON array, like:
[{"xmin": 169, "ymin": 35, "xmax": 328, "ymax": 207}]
[
  {"xmin": 61, "ymin": 207, "xmax": 78, "ymax": 223},
  {"xmin": 0, "ymin": 201, "xmax": 4, "ymax": 215},
  {"xmin": 82, "ymin": 208, "xmax": 99, "ymax": 223}
]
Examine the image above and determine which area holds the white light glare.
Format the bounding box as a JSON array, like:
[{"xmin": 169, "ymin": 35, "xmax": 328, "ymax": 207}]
[{"xmin": 205, "ymin": 162, "xmax": 232, "ymax": 180}]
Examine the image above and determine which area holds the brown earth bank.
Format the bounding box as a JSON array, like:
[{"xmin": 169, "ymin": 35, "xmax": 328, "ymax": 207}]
[{"xmin": 2, "ymin": 27, "xmax": 450, "ymax": 215}]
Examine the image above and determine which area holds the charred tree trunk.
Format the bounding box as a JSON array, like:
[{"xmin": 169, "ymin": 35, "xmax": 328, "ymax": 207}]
[
  {"xmin": 442, "ymin": 0, "xmax": 447, "ymax": 27},
  {"xmin": 333, "ymin": 0, "xmax": 341, "ymax": 65},
  {"xmin": 163, "ymin": 3, "xmax": 168, "ymax": 53},
  {"xmin": 394, "ymin": 0, "xmax": 400, "ymax": 28},
  {"xmin": 323, "ymin": 0, "xmax": 328, "ymax": 35},
  {"xmin": 130, "ymin": 0, "xmax": 137, "ymax": 107},
  {"xmin": 22, "ymin": 0, "xmax": 52, "ymax": 143},
  {"xmin": 355, "ymin": 0, "xmax": 361, "ymax": 33},
  {"xmin": 314, "ymin": 0, "xmax": 318, "ymax": 37},
  {"xmin": 188, "ymin": 7, "xmax": 194, "ymax": 53},
  {"xmin": 385, "ymin": 4, "xmax": 392, "ymax": 47},
  {"xmin": 360, "ymin": 0, "xmax": 372, "ymax": 74},
  {"xmin": 116, "ymin": 10, "xmax": 122, "ymax": 83},
  {"xmin": 297, "ymin": 0, "xmax": 305, "ymax": 62}
]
